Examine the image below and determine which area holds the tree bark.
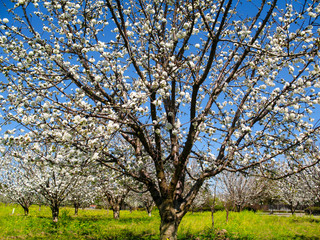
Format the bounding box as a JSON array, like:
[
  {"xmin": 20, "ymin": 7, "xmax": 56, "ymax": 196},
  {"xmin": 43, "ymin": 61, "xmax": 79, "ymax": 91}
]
[
  {"xmin": 75, "ymin": 206, "xmax": 79, "ymax": 215},
  {"xmin": 212, "ymin": 186, "xmax": 216, "ymax": 229},
  {"xmin": 112, "ymin": 205, "xmax": 120, "ymax": 219},
  {"xmin": 145, "ymin": 205, "xmax": 153, "ymax": 217},
  {"xmin": 289, "ymin": 201, "xmax": 299, "ymax": 215},
  {"xmin": 159, "ymin": 202, "xmax": 181, "ymax": 240},
  {"xmin": 211, "ymin": 200, "xmax": 216, "ymax": 229},
  {"xmin": 290, "ymin": 204, "xmax": 297, "ymax": 215},
  {"xmin": 17, "ymin": 198, "xmax": 31, "ymax": 216},
  {"xmin": 226, "ymin": 208, "xmax": 229, "ymax": 223},
  {"xmin": 74, "ymin": 202, "xmax": 79, "ymax": 215},
  {"xmin": 23, "ymin": 206, "xmax": 29, "ymax": 216},
  {"xmin": 51, "ymin": 204, "xmax": 59, "ymax": 222}
]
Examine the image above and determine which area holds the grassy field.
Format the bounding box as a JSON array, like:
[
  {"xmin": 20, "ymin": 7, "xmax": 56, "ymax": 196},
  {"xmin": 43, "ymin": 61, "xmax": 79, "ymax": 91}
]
[{"xmin": 0, "ymin": 203, "xmax": 319, "ymax": 239}]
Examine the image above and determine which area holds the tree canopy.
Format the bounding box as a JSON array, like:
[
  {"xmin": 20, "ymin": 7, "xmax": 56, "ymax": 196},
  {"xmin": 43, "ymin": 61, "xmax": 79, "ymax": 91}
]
[{"xmin": 1, "ymin": 0, "xmax": 320, "ymax": 239}]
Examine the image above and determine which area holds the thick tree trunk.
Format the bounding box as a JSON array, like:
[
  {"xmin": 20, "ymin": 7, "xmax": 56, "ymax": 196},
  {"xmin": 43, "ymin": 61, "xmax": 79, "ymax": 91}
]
[
  {"xmin": 51, "ymin": 204, "xmax": 59, "ymax": 222},
  {"xmin": 112, "ymin": 205, "xmax": 120, "ymax": 219},
  {"xmin": 17, "ymin": 199, "xmax": 31, "ymax": 216},
  {"xmin": 236, "ymin": 204, "xmax": 241, "ymax": 212},
  {"xmin": 159, "ymin": 202, "xmax": 181, "ymax": 240},
  {"xmin": 23, "ymin": 206, "xmax": 29, "ymax": 216}
]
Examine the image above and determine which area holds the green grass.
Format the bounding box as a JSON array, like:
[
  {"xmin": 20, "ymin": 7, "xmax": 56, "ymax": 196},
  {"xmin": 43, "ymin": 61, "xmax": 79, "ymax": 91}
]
[{"xmin": 0, "ymin": 203, "xmax": 319, "ymax": 239}]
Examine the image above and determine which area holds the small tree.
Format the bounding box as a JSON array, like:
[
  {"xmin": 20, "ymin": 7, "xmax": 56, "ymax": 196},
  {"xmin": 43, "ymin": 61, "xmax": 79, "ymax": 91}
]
[
  {"xmin": 277, "ymin": 173, "xmax": 310, "ymax": 214},
  {"xmin": 68, "ymin": 175, "xmax": 97, "ymax": 215},
  {"xmin": 0, "ymin": 150, "xmax": 35, "ymax": 215},
  {"xmin": 142, "ymin": 192, "xmax": 155, "ymax": 217},
  {"xmin": 300, "ymin": 163, "xmax": 320, "ymax": 204},
  {"xmin": 218, "ymin": 172, "xmax": 265, "ymax": 212},
  {"xmin": 95, "ymin": 166, "xmax": 131, "ymax": 219},
  {"xmin": 1, "ymin": 143, "xmax": 88, "ymax": 222}
]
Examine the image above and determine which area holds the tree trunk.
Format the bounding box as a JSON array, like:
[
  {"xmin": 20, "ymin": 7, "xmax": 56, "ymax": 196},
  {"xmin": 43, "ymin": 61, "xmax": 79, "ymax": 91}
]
[
  {"xmin": 236, "ymin": 204, "xmax": 241, "ymax": 212},
  {"xmin": 51, "ymin": 204, "xmax": 59, "ymax": 222},
  {"xmin": 290, "ymin": 202, "xmax": 298, "ymax": 215},
  {"xmin": 75, "ymin": 206, "xmax": 79, "ymax": 215},
  {"xmin": 74, "ymin": 203, "xmax": 79, "ymax": 215},
  {"xmin": 112, "ymin": 205, "xmax": 120, "ymax": 219},
  {"xmin": 211, "ymin": 200, "xmax": 216, "ymax": 229},
  {"xmin": 23, "ymin": 206, "xmax": 29, "ymax": 216},
  {"xmin": 159, "ymin": 202, "xmax": 181, "ymax": 240},
  {"xmin": 211, "ymin": 207, "xmax": 214, "ymax": 229},
  {"xmin": 17, "ymin": 199, "xmax": 30, "ymax": 216},
  {"xmin": 290, "ymin": 205, "xmax": 296, "ymax": 215},
  {"xmin": 146, "ymin": 205, "xmax": 153, "ymax": 217},
  {"xmin": 226, "ymin": 208, "xmax": 229, "ymax": 223}
]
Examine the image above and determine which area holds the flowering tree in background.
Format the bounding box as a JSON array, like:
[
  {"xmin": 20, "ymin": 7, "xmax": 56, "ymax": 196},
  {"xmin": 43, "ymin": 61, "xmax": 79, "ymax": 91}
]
[
  {"xmin": 94, "ymin": 165, "xmax": 131, "ymax": 219},
  {"xmin": 141, "ymin": 192, "xmax": 155, "ymax": 217},
  {"xmin": 1, "ymin": 142, "xmax": 89, "ymax": 221},
  {"xmin": 277, "ymin": 173, "xmax": 309, "ymax": 214},
  {"xmin": 1, "ymin": 0, "xmax": 320, "ymax": 238},
  {"xmin": 124, "ymin": 192, "xmax": 141, "ymax": 212},
  {"xmin": 0, "ymin": 152, "xmax": 35, "ymax": 215},
  {"xmin": 217, "ymin": 172, "xmax": 265, "ymax": 212},
  {"xmin": 125, "ymin": 190, "xmax": 156, "ymax": 216},
  {"xmin": 299, "ymin": 163, "xmax": 320, "ymax": 204},
  {"xmin": 67, "ymin": 174, "xmax": 97, "ymax": 215}
]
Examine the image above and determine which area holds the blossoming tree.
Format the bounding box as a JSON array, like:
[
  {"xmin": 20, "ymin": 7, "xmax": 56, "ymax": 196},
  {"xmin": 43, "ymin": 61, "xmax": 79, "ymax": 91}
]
[
  {"xmin": 276, "ymin": 173, "xmax": 310, "ymax": 214},
  {"xmin": 94, "ymin": 164, "xmax": 132, "ymax": 219},
  {"xmin": 67, "ymin": 174, "xmax": 98, "ymax": 215},
  {"xmin": 1, "ymin": 142, "xmax": 89, "ymax": 221},
  {"xmin": 0, "ymin": 151, "xmax": 35, "ymax": 215},
  {"xmin": 217, "ymin": 172, "xmax": 266, "ymax": 212},
  {"xmin": 1, "ymin": 0, "xmax": 320, "ymax": 238},
  {"xmin": 301, "ymin": 164, "xmax": 320, "ymax": 203}
]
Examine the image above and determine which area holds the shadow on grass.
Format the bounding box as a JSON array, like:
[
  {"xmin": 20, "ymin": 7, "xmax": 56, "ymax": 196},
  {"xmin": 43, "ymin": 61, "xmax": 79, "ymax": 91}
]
[
  {"xmin": 99, "ymin": 229, "xmax": 158, "ymax": 240},
  {"xmin": 289, "ymin": 236, "xmax": 320, "ymax": 240},
  {"xmin": 289, "ymin": 217, "xmax": 320, "ymax": 224},
  {"xmin": 33, "ymin": 214, "xmax": 159, "ymax": 239}
]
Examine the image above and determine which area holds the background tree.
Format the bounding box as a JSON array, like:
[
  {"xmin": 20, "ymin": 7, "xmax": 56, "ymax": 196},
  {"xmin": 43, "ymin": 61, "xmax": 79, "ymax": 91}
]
[
  {"xmin": 300, "ymin": 163, "xmax": 320, "ymax": 204},
  {"xmin": 94, "ymin": 165, "xmax": 131, "ymax": 220},
  {"xmin": 141, "ymin": 192, "xmax": 155, "ymax": 217},
  {"xmin": 67, "ymin": 174, "xmax": 97, "ymax": 215},
  {"xmin": 276, "ymin": 171, "xmax": 311, "ymax": 214},
  {"xmin": 125, "ymin": 191, "xmax": 155, "ymax": 216},
  {"xmin": 217, "ymin": 172, "xmax": 266, "ymax": 212},
  {"xmin": 0, "ymin": 155, "xmax": 35, "ymax": 215},
  {"xmin": 1, "ymin": 142, "xmax": 88, "ymax": 222},
  {"xmin": 1, "ymin": 0, "xmax": 320, "ymax": 239}
]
